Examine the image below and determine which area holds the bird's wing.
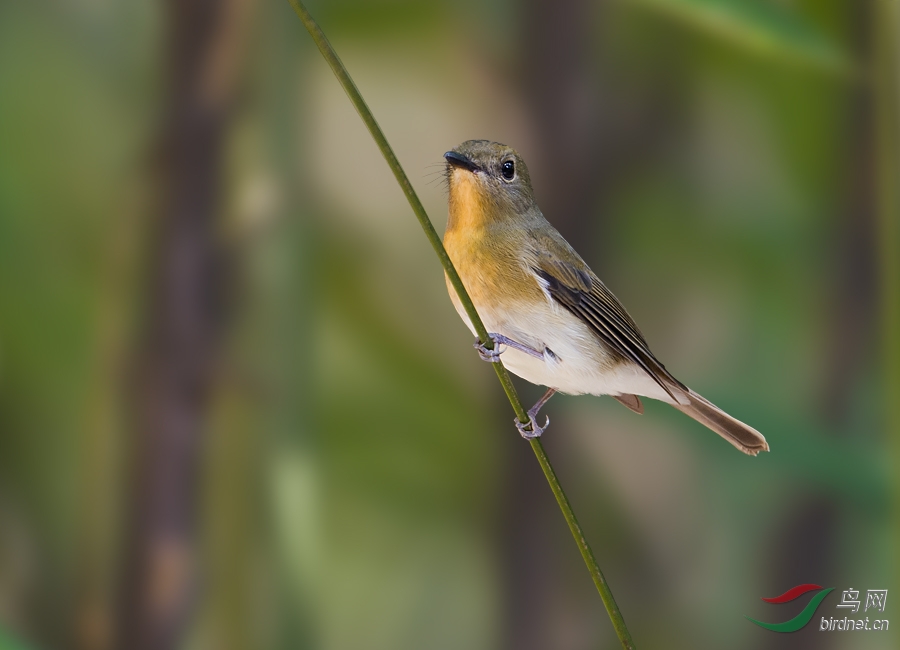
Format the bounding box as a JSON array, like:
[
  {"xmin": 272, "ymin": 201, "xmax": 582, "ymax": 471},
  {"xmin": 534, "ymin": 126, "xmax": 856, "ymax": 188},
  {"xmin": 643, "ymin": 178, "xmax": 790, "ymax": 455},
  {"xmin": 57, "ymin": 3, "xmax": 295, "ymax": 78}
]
[{"xmin": 530, "ymin": 245, "xmax": 686, "ymax": 402}]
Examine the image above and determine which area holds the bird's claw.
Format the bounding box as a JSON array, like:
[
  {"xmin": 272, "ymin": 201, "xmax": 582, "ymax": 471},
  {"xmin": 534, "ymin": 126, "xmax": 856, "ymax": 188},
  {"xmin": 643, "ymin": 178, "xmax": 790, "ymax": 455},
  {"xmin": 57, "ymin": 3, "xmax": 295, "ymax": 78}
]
[
  {"xmin": 474, "ymin": 335, "xmax": 503, "ymax": 362},
  {"xmin": 515, "ymin": 414, "xmax": 549, "ymax": 439}
]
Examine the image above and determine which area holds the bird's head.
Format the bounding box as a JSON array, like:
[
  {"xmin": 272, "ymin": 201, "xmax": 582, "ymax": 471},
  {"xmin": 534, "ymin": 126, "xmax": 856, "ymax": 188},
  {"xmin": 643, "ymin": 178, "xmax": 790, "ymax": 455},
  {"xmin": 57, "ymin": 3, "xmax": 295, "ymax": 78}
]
[{"xmin": 444, "ymin": 140, "xmax": 536, "ymax": 228}]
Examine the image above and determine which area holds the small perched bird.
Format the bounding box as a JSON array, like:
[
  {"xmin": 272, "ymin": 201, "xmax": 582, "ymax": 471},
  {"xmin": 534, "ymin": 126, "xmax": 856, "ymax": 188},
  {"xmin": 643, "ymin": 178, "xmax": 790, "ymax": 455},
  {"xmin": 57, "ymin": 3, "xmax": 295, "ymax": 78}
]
[{"xmin": 442, "ymin": 139, "xmax": 769, "ymax": 456}]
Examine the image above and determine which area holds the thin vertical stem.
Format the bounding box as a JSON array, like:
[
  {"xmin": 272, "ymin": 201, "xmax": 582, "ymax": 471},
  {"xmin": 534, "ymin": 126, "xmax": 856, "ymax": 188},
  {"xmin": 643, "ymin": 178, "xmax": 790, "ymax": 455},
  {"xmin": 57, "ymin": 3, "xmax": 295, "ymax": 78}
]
[
  {"xmin": 529, "ymin": 436, "xmax": 635, "ymax": 647},
  {"xmin": 285, "ymin": 1, "xmax": 635, "ymax": 647}
]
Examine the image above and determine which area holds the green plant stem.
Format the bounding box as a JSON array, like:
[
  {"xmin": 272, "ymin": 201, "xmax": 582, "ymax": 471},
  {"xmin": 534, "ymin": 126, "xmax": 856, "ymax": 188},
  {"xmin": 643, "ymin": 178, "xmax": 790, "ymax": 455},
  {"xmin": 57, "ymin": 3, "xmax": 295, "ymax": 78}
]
[{"xmin": 287, "ymin": 1, "xmax": 635, "ymax": 647}]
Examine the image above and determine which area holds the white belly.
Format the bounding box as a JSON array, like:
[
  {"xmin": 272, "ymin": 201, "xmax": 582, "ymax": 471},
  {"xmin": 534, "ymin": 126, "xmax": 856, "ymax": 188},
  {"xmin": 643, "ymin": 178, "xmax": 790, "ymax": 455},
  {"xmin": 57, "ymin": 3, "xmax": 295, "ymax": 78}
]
[{"xmin": 449, "ymin": 288, "xmax": 674, "ymax": 404}]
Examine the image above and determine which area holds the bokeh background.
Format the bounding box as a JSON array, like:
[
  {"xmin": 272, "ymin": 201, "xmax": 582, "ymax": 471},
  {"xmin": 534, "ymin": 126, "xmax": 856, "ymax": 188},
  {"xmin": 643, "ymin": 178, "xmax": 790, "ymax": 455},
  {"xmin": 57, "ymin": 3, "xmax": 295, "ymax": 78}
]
[{"xmin": 0, "ymin": 0, "xmax": 898, "ymax": 648}]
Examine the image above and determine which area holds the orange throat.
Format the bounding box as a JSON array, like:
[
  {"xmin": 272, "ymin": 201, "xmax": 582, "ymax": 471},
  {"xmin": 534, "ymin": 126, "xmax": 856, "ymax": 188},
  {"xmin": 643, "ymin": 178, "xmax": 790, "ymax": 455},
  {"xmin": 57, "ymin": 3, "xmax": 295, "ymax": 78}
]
[{"xmin": 446, "ymin": 169, "xmax": 489, "ymax": 235}]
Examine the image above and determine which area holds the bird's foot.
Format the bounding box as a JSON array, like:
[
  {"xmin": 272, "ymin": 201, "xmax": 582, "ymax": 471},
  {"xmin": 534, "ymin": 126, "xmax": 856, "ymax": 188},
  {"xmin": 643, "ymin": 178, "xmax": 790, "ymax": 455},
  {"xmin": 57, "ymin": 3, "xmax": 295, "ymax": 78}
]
[
  {"xmin": 515, "ymin": 414, "xmax": 549, "ymax": 439},
  {"xmin": 474, "ymin": 335, "xmax": 504, "ymax": 362},
  {"xmin": 514, "ymin": 388, "xmax": 556, "ymax": 439},
  {"xmin": 474, "ymin": 333, "xmax": 544, "ymax": 363}
]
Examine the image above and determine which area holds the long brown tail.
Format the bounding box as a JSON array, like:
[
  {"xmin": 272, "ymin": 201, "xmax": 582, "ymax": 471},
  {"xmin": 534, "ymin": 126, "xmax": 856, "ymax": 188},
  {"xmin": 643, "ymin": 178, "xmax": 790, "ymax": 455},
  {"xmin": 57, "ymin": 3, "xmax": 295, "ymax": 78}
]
[{"xmin": 670, "ymin": 388, "xmax": 769, "ymax": 456}]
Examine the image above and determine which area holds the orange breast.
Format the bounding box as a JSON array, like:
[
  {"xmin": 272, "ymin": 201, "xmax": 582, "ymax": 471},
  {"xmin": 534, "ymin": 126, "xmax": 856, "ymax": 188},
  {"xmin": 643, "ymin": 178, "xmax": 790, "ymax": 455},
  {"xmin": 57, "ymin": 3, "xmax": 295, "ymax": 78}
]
[{"xmin": 444, "ymin": 177, "xmax": 542, "ymax": 311}]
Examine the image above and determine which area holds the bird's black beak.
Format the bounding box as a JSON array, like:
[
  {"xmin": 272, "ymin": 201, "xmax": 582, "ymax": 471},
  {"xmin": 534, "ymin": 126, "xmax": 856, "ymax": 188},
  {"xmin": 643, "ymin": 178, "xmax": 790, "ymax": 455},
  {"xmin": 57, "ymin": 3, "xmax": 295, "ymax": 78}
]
[{"xmin": 444, "ymin": 151, "xmax": 480, "ymax": 173}]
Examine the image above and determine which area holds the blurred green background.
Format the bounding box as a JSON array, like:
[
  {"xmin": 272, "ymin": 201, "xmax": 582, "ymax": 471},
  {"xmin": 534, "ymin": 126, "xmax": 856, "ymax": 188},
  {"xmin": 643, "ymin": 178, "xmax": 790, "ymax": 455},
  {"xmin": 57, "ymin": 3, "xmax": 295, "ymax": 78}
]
[{"xmin": 0, "ymin": 0, "xmax": 897, "ymax": 648}]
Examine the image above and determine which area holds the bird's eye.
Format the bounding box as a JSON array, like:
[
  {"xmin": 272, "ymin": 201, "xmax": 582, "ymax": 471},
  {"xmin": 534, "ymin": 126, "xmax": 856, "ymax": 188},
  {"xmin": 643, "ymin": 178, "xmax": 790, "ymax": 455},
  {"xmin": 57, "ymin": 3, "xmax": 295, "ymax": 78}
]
[{"xmin": 501, "ymin": 160, "xmax": 515, "ymax": 181}]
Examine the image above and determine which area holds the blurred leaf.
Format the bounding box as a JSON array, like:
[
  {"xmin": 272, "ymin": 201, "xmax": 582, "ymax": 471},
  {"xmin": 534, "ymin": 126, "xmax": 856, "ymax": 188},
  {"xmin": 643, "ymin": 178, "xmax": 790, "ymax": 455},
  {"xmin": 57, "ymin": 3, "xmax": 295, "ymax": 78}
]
[
  {"xmin": 0, "ymin": 625, "xmax": 36, "ymax": 650},
  {"xmin": 625, "ymin": 0, "xmax": 854, "ymax": 76}
]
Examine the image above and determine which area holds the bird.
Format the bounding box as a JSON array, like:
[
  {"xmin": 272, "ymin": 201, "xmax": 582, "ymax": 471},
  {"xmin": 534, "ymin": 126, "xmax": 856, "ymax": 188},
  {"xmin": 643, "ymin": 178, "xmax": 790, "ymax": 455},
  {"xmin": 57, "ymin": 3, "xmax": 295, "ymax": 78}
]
[{"xmin": 441, "ymin": 139, "xmax": 769, "ymax": 456}]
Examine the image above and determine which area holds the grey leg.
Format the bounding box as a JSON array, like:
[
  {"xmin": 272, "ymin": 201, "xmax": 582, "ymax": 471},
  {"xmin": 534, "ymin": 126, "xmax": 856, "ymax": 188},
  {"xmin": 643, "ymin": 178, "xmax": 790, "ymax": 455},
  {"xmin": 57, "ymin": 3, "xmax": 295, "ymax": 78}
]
[
  {"xmin": 474, "ymin": 333, "xmax": 545, "ymax": 363},
  {"xmin": 515, "ymin": 388, "xmax": 557, "ymax": 439}
]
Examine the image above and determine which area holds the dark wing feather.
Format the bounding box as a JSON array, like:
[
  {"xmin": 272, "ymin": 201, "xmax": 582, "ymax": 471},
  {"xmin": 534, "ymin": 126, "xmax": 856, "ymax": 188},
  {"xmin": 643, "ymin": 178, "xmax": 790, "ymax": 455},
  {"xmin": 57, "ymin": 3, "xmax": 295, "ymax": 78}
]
[{"xmin": 532, "ymin": 253, "xmax": 686, "ymax": 402}]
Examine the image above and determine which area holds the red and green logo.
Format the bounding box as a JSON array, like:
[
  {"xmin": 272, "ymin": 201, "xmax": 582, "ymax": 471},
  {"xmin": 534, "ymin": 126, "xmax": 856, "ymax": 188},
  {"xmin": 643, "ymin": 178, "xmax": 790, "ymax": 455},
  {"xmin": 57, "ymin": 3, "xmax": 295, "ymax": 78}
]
[{"xmin": 746, "ymin": 584, "xmax": 834, "ymax": 632}]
